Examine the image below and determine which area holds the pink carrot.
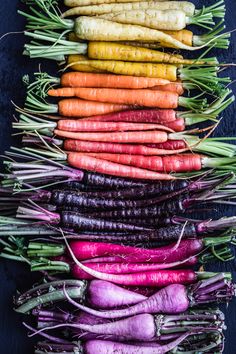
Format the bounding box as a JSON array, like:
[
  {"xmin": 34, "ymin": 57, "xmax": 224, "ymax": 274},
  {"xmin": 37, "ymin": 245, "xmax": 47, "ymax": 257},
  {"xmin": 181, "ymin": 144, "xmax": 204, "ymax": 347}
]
[
  {"xmin": 69, "ymin": 240, "xmax": 203, "ymax": 264},
  {"xmin": 73, "ymin": 257, "xmax": 198, "ymax": 280},
  {"xmin": 57, "ymin": 120, "xmax": 174, "ymax": 132},
  {"xmin": 55, "ymin": 129, "xmax": 169, "ymax": 143}
]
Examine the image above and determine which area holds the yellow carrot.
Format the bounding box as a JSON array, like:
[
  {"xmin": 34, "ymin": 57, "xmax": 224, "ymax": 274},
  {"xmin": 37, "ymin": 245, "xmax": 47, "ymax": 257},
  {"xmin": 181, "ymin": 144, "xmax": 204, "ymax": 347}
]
[
  {"xmin": 163, "ymin": 29, "xmax": 193, "ymax": 47},
  {"xmin": 66, "ymin": 58, "xmax": 178, "ymax": 80},
  {"xmin": 87, "ymin": 42, "xmax": 207, "ymax": 65},
  {"xmin": 67, "ymin": 54, "xmax": 104, "ymax": 73}
]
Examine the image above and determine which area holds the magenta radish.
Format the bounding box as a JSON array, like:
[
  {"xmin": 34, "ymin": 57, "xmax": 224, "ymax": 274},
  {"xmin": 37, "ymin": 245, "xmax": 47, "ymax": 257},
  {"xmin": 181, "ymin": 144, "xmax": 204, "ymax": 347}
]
[
  {"xmin": 15, "ymin": 279, "xmax": 146, "ymax": 314},
  {"xmin": 32, "ymin": 311, "xmax": 225, "ymax": 343}
]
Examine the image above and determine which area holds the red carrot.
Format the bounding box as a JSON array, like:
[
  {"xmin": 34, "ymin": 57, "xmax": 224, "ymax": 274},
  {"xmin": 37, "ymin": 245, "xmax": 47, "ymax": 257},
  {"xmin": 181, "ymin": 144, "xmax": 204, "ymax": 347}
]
[
  {"xmin": 67, "ymin": 153, "xmax": 202, "ymax": 172},
  {"xmin": 164, "ymin": 118, "xmax": 186, "ymax": 132},
  {"xmin": 146, "ymin": 140, "xmax": 187, "ymax": 150},
  {"xmin": 64, "ymin": 140, "xmax": 186, "ymax": 155},
  {"xmin": 67, "ymin": 154, "xmax": 175, "ymax": 180},
  {"xmin": 80, "ymin": 109, "xmax": 177, "ymax": 123}
]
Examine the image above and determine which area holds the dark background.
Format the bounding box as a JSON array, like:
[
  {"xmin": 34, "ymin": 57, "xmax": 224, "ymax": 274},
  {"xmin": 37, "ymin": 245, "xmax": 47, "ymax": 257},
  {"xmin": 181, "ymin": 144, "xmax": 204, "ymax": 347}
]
[{"xmin": 0, "ymin": 1, "xmax": 236, "ymax": 353}]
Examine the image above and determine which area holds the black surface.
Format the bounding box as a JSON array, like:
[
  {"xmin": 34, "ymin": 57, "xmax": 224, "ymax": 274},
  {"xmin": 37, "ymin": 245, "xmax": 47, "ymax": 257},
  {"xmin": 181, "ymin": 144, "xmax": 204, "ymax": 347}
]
[{"xmin": 0, "ymin": 1, "xmax": 236, "ymax": 353}]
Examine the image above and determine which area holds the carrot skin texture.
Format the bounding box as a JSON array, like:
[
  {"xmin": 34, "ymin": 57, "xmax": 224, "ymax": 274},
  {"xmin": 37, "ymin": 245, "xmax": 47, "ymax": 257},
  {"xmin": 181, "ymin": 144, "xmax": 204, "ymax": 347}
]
[
  {"xmin": 94, "ymin": 196, "xmax": 189, "ymax": 218},
  {"xmin": 57, "ymin": 120, "xmax": 173, "ymax": 132},
  {"xmin": 152, "ymin": 82, "xmax": 184, "ymax": 95},
  {"xmin": 58, "ymin": 99, "xmax": 131, "ymax": 117},
  {"xmin": 146, "ymin": 140, "xmax": 186, "ymax": 150},
  {"xmin": 57, "ymin": 88, "xmax": 179, "ymax": 108},
  {"xmin": 72, "ymin": 267, "xmax": 196, "ymax": 286},
  {"xmin": 164, "ymin": 118, "xmax": 185, "ymax": 132},
  {"xmin": 80, "ymin": 109, "xmax": 177, "ymax": 123},
  {"xmin": 67, "ymin": 154, "xmax": 175, "ymax": 180},
  {"xmin": 82, "ymin": 172, "xmax": 148, "ymax": 189},
  {"xmin": 61, "ymin": 212, "xmax": 152, "ymax": 233},
  {"xmin": 81, "ymin": 180, "xmax": 189, "ymax": 199},
  {"xmin": 49, "ymin": 83, "xmax": 183, "ymax": 96},
  {"xmin": 87, "ymin": 279, "xmax": 147, "ymax": 309},
  {"xmin": 59, "ymin": 72, "xmax": 171, "ymax": 89},
  {"xmin": 64, "ymin": 140, "xmax": 186, "ymax": 156},
  {"xmin": 79, "ymin": 283, "xmax": 190, "ymax": 318},
  {"xmin": 57, "ymin": 130, "xmax": 168, "ymax": 143}
]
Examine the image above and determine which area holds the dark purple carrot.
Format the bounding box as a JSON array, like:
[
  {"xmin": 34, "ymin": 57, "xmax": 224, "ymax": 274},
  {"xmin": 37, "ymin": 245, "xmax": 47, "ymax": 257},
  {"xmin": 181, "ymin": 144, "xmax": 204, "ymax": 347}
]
[
  {"xmin": 27, "ymin": 173, "xmax": 227, "ymax": 210},
  {"xmin": 16, "ymin": 203, "xmax": 153, "ymax": 233}
]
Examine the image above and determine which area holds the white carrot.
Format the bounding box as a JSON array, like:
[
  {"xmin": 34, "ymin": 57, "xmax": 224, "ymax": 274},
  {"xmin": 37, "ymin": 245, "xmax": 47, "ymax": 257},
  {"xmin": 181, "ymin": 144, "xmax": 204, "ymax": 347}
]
[
  {"xmin": 62, "ymin": 1, "xmax": 196, "ymax": 17},
  {"xmin": 97, "ymin": 10, "xmax": 192, "ymax": 31}
]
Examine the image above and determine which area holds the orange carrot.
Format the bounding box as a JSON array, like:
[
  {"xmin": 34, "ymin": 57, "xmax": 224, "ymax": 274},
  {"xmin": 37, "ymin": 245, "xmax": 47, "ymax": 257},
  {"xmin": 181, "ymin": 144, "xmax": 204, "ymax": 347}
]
[
  {"xmin": 58, "ymin": 99, "xmax": 131, "ymax": 117},
  {"xmin": 70, "ymin": 152, "xmax": 202, "ymax": 172},
  {"xmin": 49, "ymin": 82, "xmax": 184, "ymax": 97},
  {"xmin": 151, "ymin": 82, "xmax": 184, "ymax": 95},
  {"xmin": 55, "ymin": 129, "xmax": 168, "ymax": 143},
  {"xmin": 57, "ymin": 120, "xmax": 174, "ymax": 132},
  {"xmin": 60, "ymin": 72, "xmax": 171, "ymax": 89},
  {"xmin": 67, "ymin": 153, "xmax": 175, "ymax": 180},
  {"xmin": 55, "ymin": 88, "xmax": 179, "ymax": 108}
]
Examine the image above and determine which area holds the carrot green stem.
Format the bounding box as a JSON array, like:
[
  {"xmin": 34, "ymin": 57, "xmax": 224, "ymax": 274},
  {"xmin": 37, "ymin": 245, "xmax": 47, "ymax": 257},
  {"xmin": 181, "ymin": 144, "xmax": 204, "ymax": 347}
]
[
  {"xmin": 195, "ymin": 0, "xmax": 226, "ymax": 19},
  {"xmin": 179, "ymin": 66, "xmax": 230, "ymax": 95},
  {"xmin": 179, "ymin": 89, "xmax": 235, "ymax": 126},
  {"xmin": 188, "ymin": 1, "xmax": 225, "ymax": 29},
  {"xmin": 18, "ymin": 1, "xmax": 74, "ymax": 31},
  {"xmin": 16, "ymin": 286, "xmax": 84, "ymax": 314},
  {"xmin": 193, "ymin": 21, "xmax": 230, "ymax": 49},
  {"xmin": 25, "ymin": 93, "xmax": 58, "ymax": 114},
  {"xmin": 178, "ymin": 95, "xmax": 208, "ymax": 112},
  {"xmin": 27, "ymin": 242, "xmax": 65, "ymax": 257},
  {"xmin": 23, "ymin": 30, "xmax": 87, "ymax": 61}
]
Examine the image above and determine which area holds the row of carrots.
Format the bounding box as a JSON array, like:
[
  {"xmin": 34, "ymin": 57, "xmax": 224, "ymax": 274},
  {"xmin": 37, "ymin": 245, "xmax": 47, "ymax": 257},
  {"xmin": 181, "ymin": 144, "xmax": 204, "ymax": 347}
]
[{"xmin": 1, "ymin": 1, "xmax": 236, "ymax": 354}]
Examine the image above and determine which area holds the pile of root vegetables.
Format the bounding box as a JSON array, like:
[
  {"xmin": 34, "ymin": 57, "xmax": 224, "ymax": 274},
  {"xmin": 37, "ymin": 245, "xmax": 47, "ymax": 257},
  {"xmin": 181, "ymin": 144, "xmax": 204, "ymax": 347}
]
[{"xmin": 1, "ymin": 0, "xmax": 236, "ymax": 353}]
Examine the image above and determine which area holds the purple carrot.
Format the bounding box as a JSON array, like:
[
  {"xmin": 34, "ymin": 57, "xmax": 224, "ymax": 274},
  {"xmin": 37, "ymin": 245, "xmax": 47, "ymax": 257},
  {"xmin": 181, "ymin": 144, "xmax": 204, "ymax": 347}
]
[
  {"xmin": 15, "ymin": 280, "xmax": 146, "ymax": 314},
  {"xmin": 62, "ymin": 273, "xmax": 234, "ymax": 319}
]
